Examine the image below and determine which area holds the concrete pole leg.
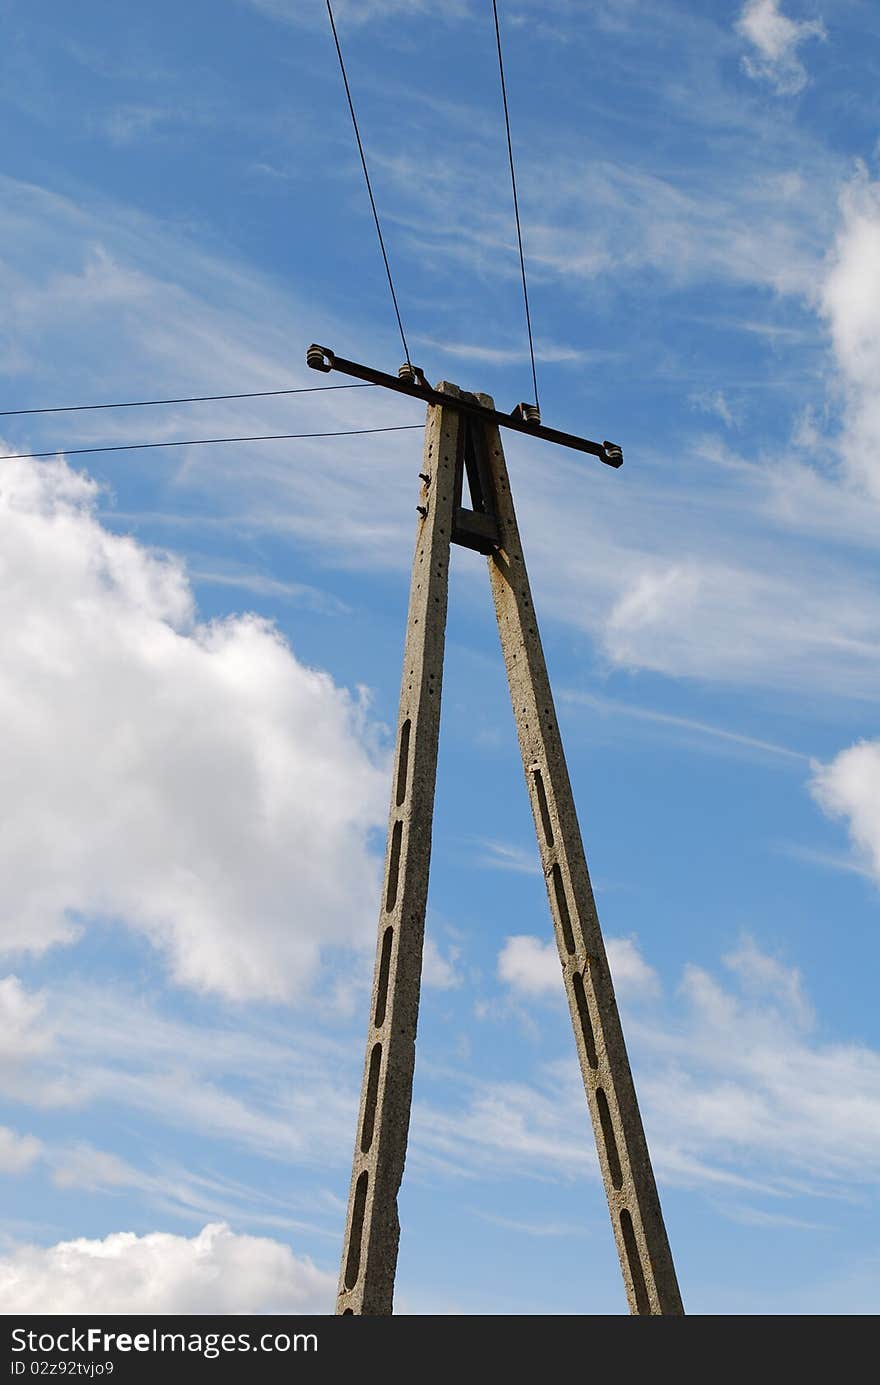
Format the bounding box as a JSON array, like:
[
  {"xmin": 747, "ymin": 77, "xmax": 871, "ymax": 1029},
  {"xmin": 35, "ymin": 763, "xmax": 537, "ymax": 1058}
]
[
  {"xmin": 480, "ymin": 406, "xmax": 684, "ymax": 1316},
  {"xmin": 335, "ymin": 390, "xmax": 461, "ymax": 1315}
]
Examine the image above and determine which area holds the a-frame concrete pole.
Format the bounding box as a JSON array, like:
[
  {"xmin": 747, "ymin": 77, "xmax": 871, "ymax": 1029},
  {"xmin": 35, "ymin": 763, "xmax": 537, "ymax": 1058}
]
[
  {"xmin": 335, "ymin": 384, "xmax": 682, "ymax": 1315},
  {"xmin": 480, "ymin": 400, "xmax": 684, "ymax": 1315},
  {"xmin": 335, "ymin": 388, "xmax": 461, "ymax": 1315}
]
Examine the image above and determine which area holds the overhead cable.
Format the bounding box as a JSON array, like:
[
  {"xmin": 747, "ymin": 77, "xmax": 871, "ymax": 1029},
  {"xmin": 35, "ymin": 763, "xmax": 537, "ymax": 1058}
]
[
  {"xmin": 0, "ymin": 424, "xmax": 424, "ymax": 463},
  {"xmin": 325, "ymin": 0, "xmax": 412, "ymax": 366},
  {"xmin": 492, "ymin": 0, "xmax": 540, "ymax": 414},
  {"xmin": 0, "ymin": 382, "xmax": 374, "ymax": 419}
]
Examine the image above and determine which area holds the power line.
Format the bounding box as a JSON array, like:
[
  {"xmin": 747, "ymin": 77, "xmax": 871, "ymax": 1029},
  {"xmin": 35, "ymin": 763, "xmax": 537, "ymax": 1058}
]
[
  {"xmin": 0, "ymin": 382, "xmax": 374, "ymax": 420},
  {"xmin": 492, "ymin": 0, "xmax": 540, "ymax": 415},
  {"xmin": 0, "ymin": 424, "xmax": 424, "ymax": 463},
  {"xmin": 325, "ymin": 0, "xmax": 412, "ymax": 367}
]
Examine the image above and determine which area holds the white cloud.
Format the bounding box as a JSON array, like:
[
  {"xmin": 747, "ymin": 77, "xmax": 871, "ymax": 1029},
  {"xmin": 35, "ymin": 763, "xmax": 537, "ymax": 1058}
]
[
  {"xmin": 598, "ymin": 556, "xmax": 859, "ymax": 692},
  {"xmin": 0, "ymin": 455, "xmax": 386, "ymax": 1000},
  {"xmin": 0, "ymin": 1222, "xmax": 334, "ymax": 1313},
  {"xmin": 0, "ymin": 1127, "xmax": 42, "ymax": 1174},
  {"xmin": 737, "ymin": 0, "xmax": 826, "ymax": 95},
  {"xmin": 0, "ymin": 976, "xmax": 52, "ymax": 1068},
  {"xmin": 606, "ymin": 938, "xmax": 661, "ymax": 997},
  {"xmin": 422, "ymin": 937, "xmax": 461, "ymax": 990},
  {"xmin": 810, "ymin": 740, "xmax": 880, "ymax": 881},
  {"xmin": 722, "ymin": 936, "xmax": 814, "ymax": 1028},
  {"xmin": 498, "ymin": 935, "xmax": 559, "ymax": 996},
  {"xmin": 821, "ymin": 172, "xmax": 880, "ymax": 497},
  {"xmin": 593, "ymin": 550, "xmax": 880, "ymax": 692},
  {"xmin": 497, "ymin": 934, "xmax": 658, "ymax": 999}
]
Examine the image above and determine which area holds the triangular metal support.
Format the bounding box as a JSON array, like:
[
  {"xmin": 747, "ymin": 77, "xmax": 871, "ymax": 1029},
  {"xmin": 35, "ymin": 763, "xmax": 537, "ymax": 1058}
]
[
  {"xmin": 335, "ymin": 383, "xmax": 683, "ymax": 1316},
  {"xmin": 451, "ymin": 409, "xmax": 501, "ymax": 555}
]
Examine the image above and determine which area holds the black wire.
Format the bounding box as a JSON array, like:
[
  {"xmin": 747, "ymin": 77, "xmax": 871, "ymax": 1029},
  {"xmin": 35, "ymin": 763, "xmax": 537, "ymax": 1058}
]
[
  {"xmin": 492, "ymin": 0, "xmax": 539, "ymax": 413},
  {"xmin": 325, "ymin": 0, "xmax": 412, "ymax": 366},
  {"xmin": 0, "ymin": 382, "xmax": 373, "ymax": 420},
  {"xmin": 0, "ymin": 425, "xmax": 423, "ymax": 463}
]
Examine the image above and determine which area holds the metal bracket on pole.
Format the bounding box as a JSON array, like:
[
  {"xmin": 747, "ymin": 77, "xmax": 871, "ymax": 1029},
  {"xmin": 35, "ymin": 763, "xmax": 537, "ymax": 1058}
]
[{"xmin": 451, "ymin": 410, "xmax": 500, "ymax": 554}]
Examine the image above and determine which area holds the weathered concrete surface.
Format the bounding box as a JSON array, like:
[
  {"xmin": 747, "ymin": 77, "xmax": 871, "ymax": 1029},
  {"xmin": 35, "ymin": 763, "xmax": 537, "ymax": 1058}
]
[
  {"xmin": 335, "ymin": 389, "xmax": 461, "ymax": 1315},
  {"xmin": 479, "ymin": 396, "xmax": 684, "ymax": 1315}
]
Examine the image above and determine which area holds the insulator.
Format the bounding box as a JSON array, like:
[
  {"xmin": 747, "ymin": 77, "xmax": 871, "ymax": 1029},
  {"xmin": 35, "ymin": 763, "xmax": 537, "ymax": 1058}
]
[
  {"xmin": 398, "ymin": 363, "xmax": 416, "ymax": 384},
  {"xmin": 307, "ymin": 344, "xmax": 332, "ymax": 373},
  {"xmin": 513, "ymin": 401, "xmax": 541, "ymax": 426},
  {"xmin": 603, "ymin": 441, "xmax": 623, "ymax": 466}
]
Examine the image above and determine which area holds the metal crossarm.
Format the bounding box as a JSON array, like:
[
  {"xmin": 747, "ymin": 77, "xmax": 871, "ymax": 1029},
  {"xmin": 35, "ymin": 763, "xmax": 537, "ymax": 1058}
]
[
  {"xmin": 306, "ymin": 345, "xmax": 623, "ymax": 467},
  {"xmin": 312, "ymin": 349, "xmax": 682, "ymax": 1316}
]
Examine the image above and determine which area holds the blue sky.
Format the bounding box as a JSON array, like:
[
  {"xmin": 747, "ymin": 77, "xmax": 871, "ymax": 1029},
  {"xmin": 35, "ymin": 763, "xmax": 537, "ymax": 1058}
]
[{"xmin": 1, "ymin": 0, "xmax": 879, "ymax": 1315}]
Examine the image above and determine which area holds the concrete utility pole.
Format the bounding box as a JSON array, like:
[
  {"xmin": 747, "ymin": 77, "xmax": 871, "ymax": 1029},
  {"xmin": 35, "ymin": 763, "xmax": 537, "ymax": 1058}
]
[{"xmin": 306, "ymin": 345, "xmax": 683, "ymax": 1317}]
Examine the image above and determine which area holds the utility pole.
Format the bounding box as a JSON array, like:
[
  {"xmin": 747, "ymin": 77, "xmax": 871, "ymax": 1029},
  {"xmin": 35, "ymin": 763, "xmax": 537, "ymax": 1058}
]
[{"xmin": 307, "ymin": 344, "xmax": 683, "ymax": 1317}]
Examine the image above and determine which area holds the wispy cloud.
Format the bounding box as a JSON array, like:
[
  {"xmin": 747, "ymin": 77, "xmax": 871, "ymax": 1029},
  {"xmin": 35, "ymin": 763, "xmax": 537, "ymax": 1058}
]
[
  {"xmin": 413, "ymin": 336, "xmax": 610, "ymax": 367},
  {"xmin": 714, "ymin": 1202, "xmax": 826, "ymax": 1231},
  {"xmin": 0, "ymin": 1127, "xmax": 42, "ymax": 1174},
  {"xmin": 689, "ymin": 389, "xmax": 737, "ymax": 427},
  {"xmin": 247, "ymin": 0, "xmax": 471, "ymax": 30},
  {"xmin": 381, "ymin": 144, "xmax": 835, "ymax": 300},
  {"xmin": 102, "ymin": 105, "xmax": 167, "ymax": 146},
  {"xmin": 774, "ymin": 841, "xmax": 878, "ymax": 882},
  {"xmin": 473, "ymin": 839, "xmax": 541, "ymax": 876},
  {"xmin": 48, "ymin": 1143, "xmax": 336, "ymax": 1238},
  {"xmin": 189, "ymin": 566, "xmax": 350, "ymax": 613},
  {"xmin": 559, "ymin": 689, "xmax": 810, "ymax": 764},
  {"xmin": 0, "ymin": 976, "xmax": 362, "ymax": 1169},
  {"xmin": 471, "ymin": 1209, "xmax": 582, "ymax": 1238},
  {"xmin": 420, "ymin": 937, "xmax": 880, "ymax": 1203},
  {"xmin": 5, "ymin": 921, "xmax": 880, "ymax": 1220}
]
